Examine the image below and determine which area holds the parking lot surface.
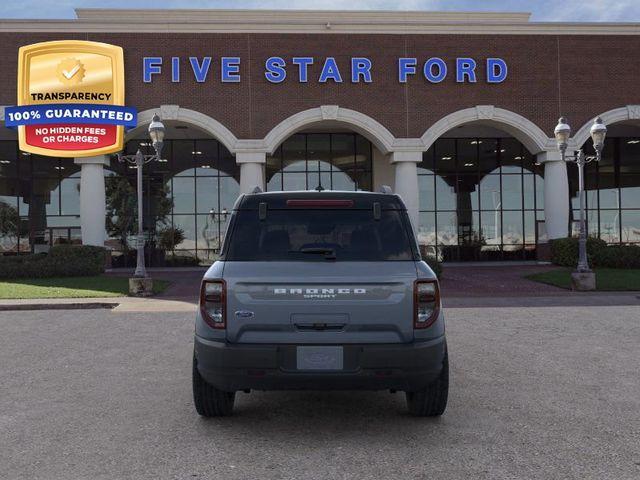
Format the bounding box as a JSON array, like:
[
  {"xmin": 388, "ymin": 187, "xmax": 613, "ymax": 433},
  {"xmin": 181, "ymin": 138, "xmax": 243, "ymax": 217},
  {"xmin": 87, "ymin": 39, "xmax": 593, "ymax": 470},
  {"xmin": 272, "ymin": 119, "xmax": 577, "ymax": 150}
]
[{"xmin": 1, "ymin": 305, "xmax": 639, "ymax": 480}]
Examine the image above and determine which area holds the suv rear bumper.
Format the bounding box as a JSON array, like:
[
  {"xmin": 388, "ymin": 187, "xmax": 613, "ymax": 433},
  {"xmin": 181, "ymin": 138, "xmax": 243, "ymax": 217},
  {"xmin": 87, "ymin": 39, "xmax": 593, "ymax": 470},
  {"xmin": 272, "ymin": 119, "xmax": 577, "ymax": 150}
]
[{"xmin": 194, "ymin": 335, "xmax": 446, "ymax": 392}]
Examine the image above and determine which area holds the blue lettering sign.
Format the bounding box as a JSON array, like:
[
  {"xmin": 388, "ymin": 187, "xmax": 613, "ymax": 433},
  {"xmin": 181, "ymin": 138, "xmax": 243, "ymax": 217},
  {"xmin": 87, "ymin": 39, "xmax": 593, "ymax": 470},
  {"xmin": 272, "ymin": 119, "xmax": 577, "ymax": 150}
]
[
  {"xmin": 424, "ymin": 58, "xmax": 447, "ymax": 83},
  {"xmin": 143, "ymin": 57, "xmax": 162, "ymax": 83},
  {"xmin": 398, "ymin": 58, "xmax": 417, "ymax": 83},
  {"xmin": 265, "ymin": 56, "xmax": 287, "ymax": 83},
  {"xmin": 221, "ymin": 57, "xmax": 240, "ymax": 83},
  {"xmin": 456, "ymin": 58, "xmax": 477, "ymax": 83},
  {"xmin": 292, "ymin": 57, "xmax": 314, "ymax": 82},
  {"xmin": 487, "ymin": 58, "xmax": 508, "ymax": 83},
  {"xmin": 189, "ymin": 57, "xmax": 211, "ymax": 83},
  {"xmin": 171, "ymin": 57, "xmax": 180, "ymax": 83},
  {"xmin": 351, "ymin": 57, "xmax": 372, "ymax": 83},
  {"xmin": 319, "ymin": 57, "xmax": 342, "ymax": 83}
]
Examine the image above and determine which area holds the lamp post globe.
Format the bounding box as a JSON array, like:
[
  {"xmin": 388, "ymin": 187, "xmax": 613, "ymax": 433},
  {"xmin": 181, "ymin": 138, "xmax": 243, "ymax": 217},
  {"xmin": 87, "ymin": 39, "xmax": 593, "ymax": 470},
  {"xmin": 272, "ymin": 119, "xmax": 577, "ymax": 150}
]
[
  {"xmin": 148, "ymin": 113, "xmax": 165, "ymax": 157},
  {"xmin": 554, "ymin": 117, "xmax": 571, "ymax": 155},
  {"xmin": 590, "ymin": 116, "xmax": 607, "ymax": 154}
]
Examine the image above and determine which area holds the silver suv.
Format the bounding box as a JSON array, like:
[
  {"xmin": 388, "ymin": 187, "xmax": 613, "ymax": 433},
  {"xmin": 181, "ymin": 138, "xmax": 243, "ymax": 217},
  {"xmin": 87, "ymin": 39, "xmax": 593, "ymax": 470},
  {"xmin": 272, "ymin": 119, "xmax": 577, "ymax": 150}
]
[{"xmin": 193, "ymin": 190, "xmax": 448, "ymax": 416}]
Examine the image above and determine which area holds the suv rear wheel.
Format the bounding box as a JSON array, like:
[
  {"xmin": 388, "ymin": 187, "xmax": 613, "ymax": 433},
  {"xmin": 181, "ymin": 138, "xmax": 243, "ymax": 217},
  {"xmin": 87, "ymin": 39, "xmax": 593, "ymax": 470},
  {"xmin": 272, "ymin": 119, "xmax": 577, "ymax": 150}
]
[
  {"xmin": 405, "ymin": 350, "xmax": 449, "ymax": 417},
  {"xmin": 192, "ymin": 357, "xmax": 235, "ymax": 417}
]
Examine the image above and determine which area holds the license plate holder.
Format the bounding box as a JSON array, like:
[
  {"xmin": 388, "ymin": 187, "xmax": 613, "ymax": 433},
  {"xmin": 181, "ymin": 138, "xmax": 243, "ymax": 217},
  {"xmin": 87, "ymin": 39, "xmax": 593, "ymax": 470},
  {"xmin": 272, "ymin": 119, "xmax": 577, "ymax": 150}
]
[{"xmin": 296, "ymin": 346, "xmax": 343, "ymax": 371}]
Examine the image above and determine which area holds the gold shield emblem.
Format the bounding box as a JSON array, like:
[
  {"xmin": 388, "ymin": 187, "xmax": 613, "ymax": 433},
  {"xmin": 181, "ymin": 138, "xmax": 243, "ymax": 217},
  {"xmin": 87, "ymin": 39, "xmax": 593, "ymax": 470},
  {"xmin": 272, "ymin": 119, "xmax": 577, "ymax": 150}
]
[{"xmin": 16, "ymin": 40, "xmax": 125, "ymax": 157}]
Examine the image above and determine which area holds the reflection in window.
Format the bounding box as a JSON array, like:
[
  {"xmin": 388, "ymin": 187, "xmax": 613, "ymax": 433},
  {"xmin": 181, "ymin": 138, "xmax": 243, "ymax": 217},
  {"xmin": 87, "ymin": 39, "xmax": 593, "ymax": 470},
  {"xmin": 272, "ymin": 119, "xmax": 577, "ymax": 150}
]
[
  {"xmin": 569, "ymin": 137, "xmax": 640, "ymax": 245},
  {"xmin": 419, "ymin": 137, "xmax": 543, "ymax": 261},
  {"xmin": 117, "ymin": 138, "xmax": 240, "ymax": 264},
  {"xmin": 266, "ymin": 133, "xmax": 372, "ymax": 192}
]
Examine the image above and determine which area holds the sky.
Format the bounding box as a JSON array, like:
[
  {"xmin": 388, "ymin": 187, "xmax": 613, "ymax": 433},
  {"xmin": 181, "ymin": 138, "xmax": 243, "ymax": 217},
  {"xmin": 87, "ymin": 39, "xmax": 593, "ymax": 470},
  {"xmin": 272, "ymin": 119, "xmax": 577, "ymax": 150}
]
[{"xmin": 0, "ymin": 0, "xmax": 639, "ymax": 22}]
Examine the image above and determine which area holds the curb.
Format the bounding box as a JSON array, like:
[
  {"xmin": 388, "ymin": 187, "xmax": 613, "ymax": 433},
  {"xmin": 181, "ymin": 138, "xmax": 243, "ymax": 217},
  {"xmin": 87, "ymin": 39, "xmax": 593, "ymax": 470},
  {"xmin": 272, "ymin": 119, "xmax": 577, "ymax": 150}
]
[{"xmin": 0, "ymin": 302, "xmax": 119, "ymax": 311}]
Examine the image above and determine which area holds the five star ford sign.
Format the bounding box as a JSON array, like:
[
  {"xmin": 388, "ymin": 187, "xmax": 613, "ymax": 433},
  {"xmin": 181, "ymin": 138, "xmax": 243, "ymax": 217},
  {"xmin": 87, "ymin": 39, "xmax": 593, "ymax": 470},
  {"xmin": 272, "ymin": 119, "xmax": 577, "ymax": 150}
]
[{"xmin": 4, "ymin": 40, "xmax": 137, "ymax": 158}]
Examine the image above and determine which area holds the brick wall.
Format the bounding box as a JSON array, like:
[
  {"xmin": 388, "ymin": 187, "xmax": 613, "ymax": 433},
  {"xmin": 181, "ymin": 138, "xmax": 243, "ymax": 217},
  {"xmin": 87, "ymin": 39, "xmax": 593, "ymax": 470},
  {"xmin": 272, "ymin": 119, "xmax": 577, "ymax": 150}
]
[{"xmin": 0, "ymin": 32, "xmax": 638, "ymax": 141}]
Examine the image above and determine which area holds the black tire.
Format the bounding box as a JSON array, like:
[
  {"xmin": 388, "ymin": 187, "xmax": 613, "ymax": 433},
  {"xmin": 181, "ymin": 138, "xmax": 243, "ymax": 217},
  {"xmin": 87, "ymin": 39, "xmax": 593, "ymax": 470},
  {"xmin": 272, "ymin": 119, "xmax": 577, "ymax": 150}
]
[
  {"xmin": 405, "ymin": 350, "xmax": 449, "ymax": 417},
  {"xmin": 192, "ymin": 357, "xmax": 236, "ymax": 417}
]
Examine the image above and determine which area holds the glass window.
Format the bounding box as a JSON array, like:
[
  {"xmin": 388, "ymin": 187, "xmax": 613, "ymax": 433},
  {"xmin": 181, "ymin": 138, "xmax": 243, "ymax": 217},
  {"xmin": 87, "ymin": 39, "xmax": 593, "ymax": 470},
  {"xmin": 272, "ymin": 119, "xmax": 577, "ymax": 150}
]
[
  {"xmin": 419, "ymin": 147, "xmax": 434, "ymax": 173},
  {"xmin": 173, "ymin": 140, "xmax": 195, "ymax": 176},
  {"xmin": 619, "ymin": 138, "xmax": 640, "ymax": 174},
  {"xmin": 219, "ymin": 176, "xmax": 239, "ymax": 212},
  {"xmin": 620, "ymin": 174, "xmax": 640, "ymax": 209},
  {"xmin": 196, "ymin": 177, "xmax": 218, "ymax": 214},
  {"xmin": 226, "ymin": 209, "xmax": 415, "ymax": 262},
  {"xmin": 481, "ymin": 210, "xmax": 502, "ymax": 245},
  {"xmin": 0, "ymin": 141, "xmax": 18, "ymax": 177},
  {"xmin": 267, "ymin": 172, "xmax": 283, "ymax": 192},
  {"xmin": 307, "ymin": 134, "xmax": 331, "ymax": 172},
  {"xmin": 435, "ymin": 176, "xmax": 456, "ymax": 211},
  {"xmin": 477, "ymin": 139, "xmax": 498, "ymax": 174},
  {"xmin": 282, "ymin": 135, "xmax": 306, "ymax": 172},
  {"xmin": 418, "ymin": 175, "xmax": 435, "ymax": 211},
  {"xmin": 502, "ymin": 175, "xmax": 523, "ymax": 210},
  {"xmin": 479, "ymin": 175, "xmax": 501, "ymax": 211},
  {"xmin": 621, "ymin": 210, "xmax": 640, "ymax": 243},
  {"xmin": 434, "ymin": 139, "xmax": 456, "ymax": 176},
  {"xmin": 418, "ymin": 211, "xmax": 436, "ymax": 250},
  {"xmin": 523, "ymin": 174, "xmax": 536, "ymax": 210},
  {"xmin": 502, "ymin": 211, "xmax": 524, "ymax": 247},
  {"xmin": 60, "ymin": 177, "xmax": 80, "ymax": 215},
  {"xmin": 172, "ymin": 177, "xmax": 195, "ymax": 214},
  {"xmin": 457, "ymin": 138, "xmax": 478, "ymax": 173},
  {"xmin": 500, "ymin": 138, "xmax": 523, "ymax": 174},
  {"xmin": 330, "ymin": 171, "xmax": 355, "ymax": 191},
  {"xmin": 172, "ymin": 214, "xmax": 196, "ymax": 250},
  {"xmin": 436, "ymin": 211, "xmax": 457, "ymax": 245},
  {"xmin": 598, "ymin": 210, "xmax": 619, "ymax": 243}
]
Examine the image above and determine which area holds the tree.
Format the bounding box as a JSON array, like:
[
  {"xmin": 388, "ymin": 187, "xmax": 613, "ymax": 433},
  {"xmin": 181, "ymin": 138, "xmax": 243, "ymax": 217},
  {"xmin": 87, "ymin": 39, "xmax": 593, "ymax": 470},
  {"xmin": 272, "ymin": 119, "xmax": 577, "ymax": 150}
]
[
  {"xmin": 105, "ymin": 176, "xmax": 173, "ymax": 252},
  {"xmin": 0, "ymin": 201, "xmax": 24, "ymax": 251}
]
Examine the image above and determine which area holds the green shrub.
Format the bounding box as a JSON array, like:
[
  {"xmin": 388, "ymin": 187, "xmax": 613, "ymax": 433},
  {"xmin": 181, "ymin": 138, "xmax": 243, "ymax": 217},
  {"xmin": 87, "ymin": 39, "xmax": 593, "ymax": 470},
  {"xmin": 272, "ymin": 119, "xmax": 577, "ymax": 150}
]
[
  {"xmin": 593, "ymin": 245, "xmax": 640, "ymax": 268},
  {"xmin": 0, "ymin": 245, "xmax": 106, "ymax": 279},
  {"xmin": 164, "ymin": 254, "xmax": 201, "ymax": 267},
  {"xmin": 550, "ymin": 237, "xmax": 640, "ymax": 269}
]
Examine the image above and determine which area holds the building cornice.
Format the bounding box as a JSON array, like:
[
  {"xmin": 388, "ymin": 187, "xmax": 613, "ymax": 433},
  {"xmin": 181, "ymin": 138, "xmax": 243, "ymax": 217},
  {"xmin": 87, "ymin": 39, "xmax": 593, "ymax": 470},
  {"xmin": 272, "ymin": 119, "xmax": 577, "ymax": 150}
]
[{"xmin": 0, "ymin": 9, "xmax": 638, "ymax": 35}]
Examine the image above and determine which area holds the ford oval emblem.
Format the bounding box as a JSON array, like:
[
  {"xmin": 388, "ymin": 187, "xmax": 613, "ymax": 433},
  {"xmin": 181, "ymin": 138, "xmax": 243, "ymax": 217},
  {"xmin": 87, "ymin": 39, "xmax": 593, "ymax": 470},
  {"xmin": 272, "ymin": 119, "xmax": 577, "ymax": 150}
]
[{"xmin": 235, "ymin": 310, "xmax": 255, "ymax": 319}]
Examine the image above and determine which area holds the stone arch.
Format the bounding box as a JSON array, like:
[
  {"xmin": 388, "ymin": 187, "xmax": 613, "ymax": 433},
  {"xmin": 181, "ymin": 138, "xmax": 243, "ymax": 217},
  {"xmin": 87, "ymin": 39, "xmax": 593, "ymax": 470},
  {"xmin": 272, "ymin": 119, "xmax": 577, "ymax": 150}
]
[
  {"xmin": 420, "ymin": 105, "xmax": 553, "ymax": 154},
  {"xmin": 127, "ymin": 105, "xmax": 239, "ymax": 154},
  {"xmin": 263, "ymin": 105, "xmax": 396, "ymax": 155},
  {"xmin": 572, "ymin": 105, "xmax": 640, "ymax": 148}
]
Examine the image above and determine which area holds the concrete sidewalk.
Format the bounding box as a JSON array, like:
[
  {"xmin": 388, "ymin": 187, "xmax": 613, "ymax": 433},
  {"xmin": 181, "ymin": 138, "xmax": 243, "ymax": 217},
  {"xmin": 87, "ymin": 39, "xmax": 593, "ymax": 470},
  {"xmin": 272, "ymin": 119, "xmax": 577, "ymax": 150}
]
[{"xmin": 1, "ymin": 264, "xmax": 638, "ymax": 311}]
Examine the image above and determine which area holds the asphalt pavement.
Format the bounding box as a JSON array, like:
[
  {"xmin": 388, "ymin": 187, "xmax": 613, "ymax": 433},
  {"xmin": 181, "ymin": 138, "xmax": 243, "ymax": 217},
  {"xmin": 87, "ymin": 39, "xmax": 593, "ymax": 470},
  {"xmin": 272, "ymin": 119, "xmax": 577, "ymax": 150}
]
[{"xmin": 1, "ymin": 306, "xmax": 639, "ymax": 479}]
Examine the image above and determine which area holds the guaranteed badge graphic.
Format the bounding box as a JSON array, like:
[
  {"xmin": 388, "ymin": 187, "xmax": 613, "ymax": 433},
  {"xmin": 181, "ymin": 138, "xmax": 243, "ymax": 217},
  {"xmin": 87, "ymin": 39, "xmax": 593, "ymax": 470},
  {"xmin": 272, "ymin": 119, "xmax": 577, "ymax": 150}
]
[{"xmin": 5, "ymin": 40, "xmax": 137, "ymax": 157}]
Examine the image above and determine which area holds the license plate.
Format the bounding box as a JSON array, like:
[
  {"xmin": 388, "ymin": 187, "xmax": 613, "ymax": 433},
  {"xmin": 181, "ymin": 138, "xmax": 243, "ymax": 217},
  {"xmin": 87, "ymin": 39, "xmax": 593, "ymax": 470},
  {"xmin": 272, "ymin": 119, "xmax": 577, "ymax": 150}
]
[{"xmin": 296, "ymin": 346, "xmax": 343, "ymax": 371}]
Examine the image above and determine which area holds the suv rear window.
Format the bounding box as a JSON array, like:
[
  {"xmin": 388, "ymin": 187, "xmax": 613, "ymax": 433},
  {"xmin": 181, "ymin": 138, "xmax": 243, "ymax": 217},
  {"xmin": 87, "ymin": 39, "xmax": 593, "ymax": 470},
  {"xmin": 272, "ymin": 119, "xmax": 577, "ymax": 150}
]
[{"xmin": 224, "ymin": 209, "xmax": 416, "ymax": 261}]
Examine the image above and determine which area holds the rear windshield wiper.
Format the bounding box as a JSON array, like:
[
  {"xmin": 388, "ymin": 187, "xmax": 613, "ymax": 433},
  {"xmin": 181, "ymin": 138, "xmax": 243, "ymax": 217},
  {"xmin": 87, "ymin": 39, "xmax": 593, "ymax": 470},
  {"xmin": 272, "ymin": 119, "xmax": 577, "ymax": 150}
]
[{"xmin": 289, "ymin": 247, "xmax": 337, "ymax": 260}]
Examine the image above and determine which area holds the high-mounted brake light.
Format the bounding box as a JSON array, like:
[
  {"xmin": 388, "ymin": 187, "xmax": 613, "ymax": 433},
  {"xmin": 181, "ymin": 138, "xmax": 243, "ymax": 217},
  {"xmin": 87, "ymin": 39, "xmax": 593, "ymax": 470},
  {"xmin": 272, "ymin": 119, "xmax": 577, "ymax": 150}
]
[
  {"xmin": 200, "ymin": 279, "xmax": 226, "ymax": 329},
  {"xmin": 286, "ymin": 199, "xmax": 354, "ymax": 208},
  {"xmin": 414, "ymin": 280, "xmax": 440, "ymax": 329}
]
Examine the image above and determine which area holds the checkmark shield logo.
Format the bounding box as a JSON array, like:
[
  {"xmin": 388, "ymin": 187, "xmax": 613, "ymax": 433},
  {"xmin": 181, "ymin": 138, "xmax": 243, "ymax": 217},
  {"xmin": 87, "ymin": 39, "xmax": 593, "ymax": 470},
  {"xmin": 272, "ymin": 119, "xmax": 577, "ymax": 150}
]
[{"xmin": 56, "ymin": 58, "xmax": 85, "ymax": 85}]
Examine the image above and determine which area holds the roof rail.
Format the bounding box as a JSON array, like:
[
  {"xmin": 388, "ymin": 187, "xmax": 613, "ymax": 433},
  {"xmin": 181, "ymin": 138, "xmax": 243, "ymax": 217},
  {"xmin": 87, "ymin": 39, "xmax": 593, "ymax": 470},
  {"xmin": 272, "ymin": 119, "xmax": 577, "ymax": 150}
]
[{"xmin": 378, "ymin": 185, "xmax": 393, "ymax": 194}]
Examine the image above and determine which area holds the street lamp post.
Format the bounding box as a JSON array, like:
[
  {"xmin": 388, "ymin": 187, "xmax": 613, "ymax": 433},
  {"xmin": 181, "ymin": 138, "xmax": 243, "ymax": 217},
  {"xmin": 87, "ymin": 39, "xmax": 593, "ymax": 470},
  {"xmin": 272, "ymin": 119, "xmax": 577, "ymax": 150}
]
[
  {"xmin": 553, "ymin": 116, "xmax": 607, "ymax": 289},
  {"xmin": 117, "ymin": 114, "xmax": 165, "ymax": 294}
]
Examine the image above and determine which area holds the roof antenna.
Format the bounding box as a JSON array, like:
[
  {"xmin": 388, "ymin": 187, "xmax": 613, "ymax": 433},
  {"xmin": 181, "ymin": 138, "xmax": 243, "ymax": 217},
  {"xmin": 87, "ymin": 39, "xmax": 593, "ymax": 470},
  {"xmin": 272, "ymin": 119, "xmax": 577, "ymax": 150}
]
[
  {"xmin": 251, "ymin": 186, "xmax": 263, "ymax": 194},
  {"xmin": 379, "ymin": 185, "xmax": 392, "ymax": 194},
  {"xmin": 315, "ymin": 184, "xmax": 325, "ymax": 192}
]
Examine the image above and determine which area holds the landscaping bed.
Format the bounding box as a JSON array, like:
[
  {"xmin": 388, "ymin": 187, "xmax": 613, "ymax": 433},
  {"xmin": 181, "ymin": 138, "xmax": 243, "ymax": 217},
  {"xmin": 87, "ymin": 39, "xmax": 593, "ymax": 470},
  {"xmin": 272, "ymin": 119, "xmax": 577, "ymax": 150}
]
[
  {"xmin": 526, "ymin": 268, "xmax": 640, "ymax": 291},
  {"xmin": 0, "ymin": 275, "xmax": 170, "ymax": 299}
]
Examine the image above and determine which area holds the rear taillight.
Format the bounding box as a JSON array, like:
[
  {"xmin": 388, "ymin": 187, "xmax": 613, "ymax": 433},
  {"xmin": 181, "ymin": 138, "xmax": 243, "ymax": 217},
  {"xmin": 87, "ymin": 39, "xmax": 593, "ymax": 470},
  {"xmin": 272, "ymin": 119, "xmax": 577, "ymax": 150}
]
[
  {"xmin": 200, "ymin": 280, "xmax": 226, "ymax": 329},
  {"xmin": 414, "ymin": 280, "xmax": 440, "ymax": 329}
]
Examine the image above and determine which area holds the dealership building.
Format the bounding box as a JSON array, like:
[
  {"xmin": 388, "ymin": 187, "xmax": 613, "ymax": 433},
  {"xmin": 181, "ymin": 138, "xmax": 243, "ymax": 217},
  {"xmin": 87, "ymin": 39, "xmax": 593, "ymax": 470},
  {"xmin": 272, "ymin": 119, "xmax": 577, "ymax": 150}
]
[{"xmin": 0, "ymin": 9, "xmax": 639, "ymax": 264}]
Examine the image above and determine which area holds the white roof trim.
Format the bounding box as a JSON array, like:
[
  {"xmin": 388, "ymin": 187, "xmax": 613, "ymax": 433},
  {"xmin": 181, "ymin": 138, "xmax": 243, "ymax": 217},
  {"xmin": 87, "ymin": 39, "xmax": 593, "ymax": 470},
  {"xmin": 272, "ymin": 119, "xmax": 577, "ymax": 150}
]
[{"xmin": 0, "ymin": 9, "xmax": 639, "ymax": 35}]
